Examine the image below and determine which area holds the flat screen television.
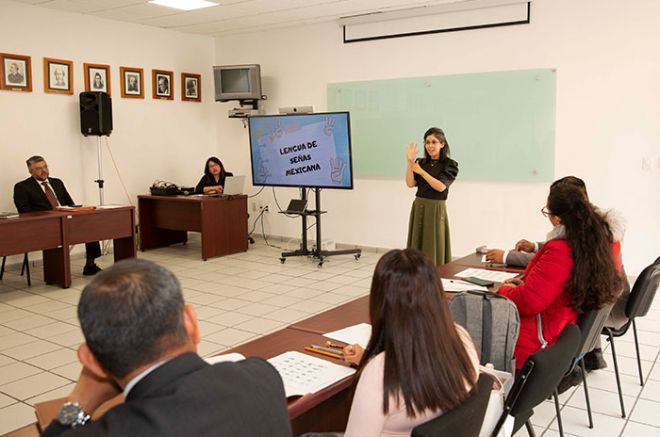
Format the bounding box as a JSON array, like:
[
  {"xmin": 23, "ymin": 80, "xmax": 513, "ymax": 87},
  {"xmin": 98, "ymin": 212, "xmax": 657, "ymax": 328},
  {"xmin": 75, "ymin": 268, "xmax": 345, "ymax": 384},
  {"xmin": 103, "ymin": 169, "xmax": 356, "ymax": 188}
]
[
  {"xmin": 213, "ymin": 64, "xmax": 262, "ymax": 102},
  {"xmin": 248, "ymin": 112, "xmax": 354, "ymax": 189}
]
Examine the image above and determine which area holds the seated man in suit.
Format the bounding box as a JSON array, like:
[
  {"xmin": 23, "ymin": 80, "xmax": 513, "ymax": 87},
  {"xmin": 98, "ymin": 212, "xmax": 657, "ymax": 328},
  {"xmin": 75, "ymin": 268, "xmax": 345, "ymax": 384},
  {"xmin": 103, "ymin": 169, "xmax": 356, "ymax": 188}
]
[
  {"xmin": 13, "ymin": 155, "xmax": 102, "ymax": 276},
  {"xmin": 42, "ymin": 258, "xmax": 291, "ymax": 437}
]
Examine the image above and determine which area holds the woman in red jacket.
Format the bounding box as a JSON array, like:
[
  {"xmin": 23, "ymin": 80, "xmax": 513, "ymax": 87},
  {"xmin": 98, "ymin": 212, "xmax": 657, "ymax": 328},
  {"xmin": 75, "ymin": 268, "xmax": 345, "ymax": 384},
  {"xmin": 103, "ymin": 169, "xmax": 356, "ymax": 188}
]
[{"xmin": 498, "ymin": 183, "xmax": 622, "ymax": 368}]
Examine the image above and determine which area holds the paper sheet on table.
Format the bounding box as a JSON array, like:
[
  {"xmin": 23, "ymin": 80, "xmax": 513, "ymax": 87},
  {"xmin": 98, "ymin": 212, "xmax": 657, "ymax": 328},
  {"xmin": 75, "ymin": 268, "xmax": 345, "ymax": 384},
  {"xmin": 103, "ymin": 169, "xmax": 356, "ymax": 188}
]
[
  {"xmin": 96, "ymin": 204, "xmax": 127, "ymax": 209},
  {"xmin": 323, "ymin": 323, "xmax": 372, "ymax": 348},
  {"xmin": 268, "ymin": 351, "xmax": 356, "ymax": 398},
  {"xmin": 455, "ymin": 267, "xmax": 519, "ymax": 283},
  {"xmin": 205, "ymin": 352, "xmax": 245, "ymax": 365},
  {"xmin": 441, "ymin": 278, "xmax": 488, "ymax": 292}
]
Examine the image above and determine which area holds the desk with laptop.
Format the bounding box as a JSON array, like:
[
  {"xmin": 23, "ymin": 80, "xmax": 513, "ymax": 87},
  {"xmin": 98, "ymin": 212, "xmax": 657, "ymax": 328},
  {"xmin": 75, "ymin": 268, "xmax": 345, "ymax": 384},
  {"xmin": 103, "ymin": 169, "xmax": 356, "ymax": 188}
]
[{"xmin": 138, "ymin": 176, "xmax": 249, "ymax": 260}]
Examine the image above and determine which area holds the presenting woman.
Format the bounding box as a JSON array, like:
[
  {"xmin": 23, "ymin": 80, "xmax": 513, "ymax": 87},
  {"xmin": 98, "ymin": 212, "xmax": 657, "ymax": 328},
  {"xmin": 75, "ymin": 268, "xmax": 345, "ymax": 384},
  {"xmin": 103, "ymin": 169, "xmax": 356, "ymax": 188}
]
[
  {"xmin": 195, "ymin": 157, "xmax": 231, "ymax": 195},
  {"xmin": 405, "ymin": 127, "xmax": 458, "ymax": 265}
]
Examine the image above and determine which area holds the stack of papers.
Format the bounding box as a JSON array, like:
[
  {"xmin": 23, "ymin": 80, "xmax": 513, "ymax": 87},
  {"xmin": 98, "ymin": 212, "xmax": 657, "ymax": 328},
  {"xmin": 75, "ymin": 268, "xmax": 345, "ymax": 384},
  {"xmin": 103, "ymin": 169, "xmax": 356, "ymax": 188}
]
[
  {"xmin": 441, "ymin": 278, "xmax": 488, "ymax": 292},
  {"xmin": 268, "ymin": 351, "xmax": 356, "ymax": 397},
  {"xmin": 455, "ymin": 268, "xmax": 519, "ymax": 283},
  {"xmin": 323, "ymin": 323, "xmax": 372, "ymax": 349}
]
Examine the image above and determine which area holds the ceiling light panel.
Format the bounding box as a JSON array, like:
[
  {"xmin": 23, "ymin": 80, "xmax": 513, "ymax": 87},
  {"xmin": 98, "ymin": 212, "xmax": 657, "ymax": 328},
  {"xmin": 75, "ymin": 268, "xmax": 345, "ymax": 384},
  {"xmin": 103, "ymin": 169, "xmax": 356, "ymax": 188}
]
[{"xmin": 149, "ymin": 0, "xmax": 218, "ymax": 11}]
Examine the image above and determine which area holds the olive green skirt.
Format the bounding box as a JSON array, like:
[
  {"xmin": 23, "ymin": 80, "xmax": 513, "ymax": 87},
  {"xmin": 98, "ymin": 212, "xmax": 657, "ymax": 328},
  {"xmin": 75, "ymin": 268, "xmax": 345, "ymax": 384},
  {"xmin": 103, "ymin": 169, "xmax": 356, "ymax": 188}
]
[{"xmin": 406, "ymin": 197, "xmax": 451, "ymax": 265}]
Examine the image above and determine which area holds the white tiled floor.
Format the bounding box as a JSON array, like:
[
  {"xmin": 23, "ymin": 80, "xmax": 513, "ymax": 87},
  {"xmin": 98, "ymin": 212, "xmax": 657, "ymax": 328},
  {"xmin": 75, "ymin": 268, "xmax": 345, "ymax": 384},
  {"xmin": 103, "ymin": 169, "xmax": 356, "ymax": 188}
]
[{"xmin": 0, "ymin": 237, "xmax": 659, "ymax": 436}]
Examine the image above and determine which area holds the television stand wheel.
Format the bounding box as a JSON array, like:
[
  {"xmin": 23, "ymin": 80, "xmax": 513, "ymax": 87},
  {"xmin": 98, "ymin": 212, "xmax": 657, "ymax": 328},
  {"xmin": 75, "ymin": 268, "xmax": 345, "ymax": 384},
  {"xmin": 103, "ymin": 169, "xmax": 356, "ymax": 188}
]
[
  {"xmin": 248, "ymin": 236, "xmax": 255, "ymax": 244},
  {"xmin": 318, "ymin": 261, "xmax": 324, "ymax": 268},
  {"xmin": 354, "ymin": 254, "xmax": 361, "ymax": 260},
  {"xmin": 280, "ymin": 257, "xmax": 286, "ymax": 264}
]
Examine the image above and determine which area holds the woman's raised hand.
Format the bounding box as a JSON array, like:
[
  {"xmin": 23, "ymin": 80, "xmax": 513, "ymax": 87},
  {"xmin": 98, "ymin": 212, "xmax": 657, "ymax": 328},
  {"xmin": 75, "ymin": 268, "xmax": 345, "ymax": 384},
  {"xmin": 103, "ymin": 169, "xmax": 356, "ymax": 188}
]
[{"xmin": 406, "ymin": 143, "xmax": 419, "ymax": 164}]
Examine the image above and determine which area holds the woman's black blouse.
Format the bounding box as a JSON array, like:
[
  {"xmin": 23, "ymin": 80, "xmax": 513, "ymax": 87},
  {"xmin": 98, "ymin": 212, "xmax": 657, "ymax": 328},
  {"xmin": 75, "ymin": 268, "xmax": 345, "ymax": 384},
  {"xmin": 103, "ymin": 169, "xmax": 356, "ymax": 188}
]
[
  {"xmin": 414, "ymin": 158, "xmax": 459, "ymax": 200},
  {"xmin": 195, "ymin": 173, "xmax": 227, "ymax": 194}
]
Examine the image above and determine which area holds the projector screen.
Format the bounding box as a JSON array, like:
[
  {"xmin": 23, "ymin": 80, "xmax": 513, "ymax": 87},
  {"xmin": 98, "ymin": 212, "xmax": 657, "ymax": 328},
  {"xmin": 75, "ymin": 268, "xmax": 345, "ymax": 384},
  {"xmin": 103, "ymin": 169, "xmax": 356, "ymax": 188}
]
[{"xmin": 248, "ymin": 112, "xmax": 354, "ymax": 189}]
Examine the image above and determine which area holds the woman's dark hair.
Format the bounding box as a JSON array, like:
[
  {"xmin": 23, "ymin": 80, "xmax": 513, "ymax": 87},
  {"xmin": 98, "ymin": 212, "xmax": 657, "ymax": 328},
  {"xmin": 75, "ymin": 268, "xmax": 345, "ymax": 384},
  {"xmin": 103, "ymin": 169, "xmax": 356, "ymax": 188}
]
[
  {"xmin": 359, "ymin": 249, "xmax": 477, "ymax": 417},
  {"xmin": 547, "ymin": 184, "xmax": 621, "ymax": 312},
  {"xmin": 203, "ymin": 156, "xmax": 225, "ymax": 181},
  {"xmin": 551, "ymin": 176, "xmax": 588, "ymax": 198},
  {"xmin": 422, "ymin": 127, "xmax": 451, "ymax": 161}
]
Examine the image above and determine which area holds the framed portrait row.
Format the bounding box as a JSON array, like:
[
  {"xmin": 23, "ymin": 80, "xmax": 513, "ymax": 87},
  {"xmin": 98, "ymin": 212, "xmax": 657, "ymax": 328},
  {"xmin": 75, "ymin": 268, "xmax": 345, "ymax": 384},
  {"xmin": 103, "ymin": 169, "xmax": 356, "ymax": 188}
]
[{"xmin": 0, "ymin": 52, "xmax": 201, "ymax": 102}]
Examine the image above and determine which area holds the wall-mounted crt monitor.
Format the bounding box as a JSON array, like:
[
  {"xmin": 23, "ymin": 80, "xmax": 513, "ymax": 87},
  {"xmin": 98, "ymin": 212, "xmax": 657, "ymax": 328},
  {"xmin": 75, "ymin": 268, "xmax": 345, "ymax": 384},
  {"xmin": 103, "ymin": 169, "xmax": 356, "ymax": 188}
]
[{"xmin": 213, "ymin": 64, "xmax": 262, "ymax": 102}]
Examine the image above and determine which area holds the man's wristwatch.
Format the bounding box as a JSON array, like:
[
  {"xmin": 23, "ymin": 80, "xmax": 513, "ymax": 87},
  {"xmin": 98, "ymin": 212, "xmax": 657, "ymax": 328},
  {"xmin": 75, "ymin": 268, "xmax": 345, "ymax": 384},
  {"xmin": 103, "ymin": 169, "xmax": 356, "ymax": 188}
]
[{"xmin": 57, "ymin": 401, "xmax": 91, "ymax": 427}]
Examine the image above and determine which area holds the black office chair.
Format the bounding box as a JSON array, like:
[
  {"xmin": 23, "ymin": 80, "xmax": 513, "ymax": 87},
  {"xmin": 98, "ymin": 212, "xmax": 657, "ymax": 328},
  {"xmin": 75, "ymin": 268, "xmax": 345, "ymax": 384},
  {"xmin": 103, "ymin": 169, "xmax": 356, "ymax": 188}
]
[
  {"xmin": 0, "ymin": 253, "xmax": 31, "ymax": 286},
  {"xmin": 564, "ymin": 304, "xmax": 617, "ymax": 429},
  {"xmin": 602, "ymin": 257, "xmax": 660, "ymax": 406},
  {"xmin": 491, "ymin": 324, "xmax": 581, "ymax": 437},
  {"xmin": 412, "ymin": 373, "xmax": 494, "ymax": 437}
]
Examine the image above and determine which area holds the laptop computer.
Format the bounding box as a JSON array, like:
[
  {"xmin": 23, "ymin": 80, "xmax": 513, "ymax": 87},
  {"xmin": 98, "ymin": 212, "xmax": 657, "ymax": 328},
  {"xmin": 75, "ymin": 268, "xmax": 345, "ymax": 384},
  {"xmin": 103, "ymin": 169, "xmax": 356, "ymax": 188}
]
[
  {"xmin": 284, "ymin": 199, "xmax": 307, "ymax": 214},
  {"xmin": 214, "ymin": 175, "xmax": 245, "ymax": 196}
]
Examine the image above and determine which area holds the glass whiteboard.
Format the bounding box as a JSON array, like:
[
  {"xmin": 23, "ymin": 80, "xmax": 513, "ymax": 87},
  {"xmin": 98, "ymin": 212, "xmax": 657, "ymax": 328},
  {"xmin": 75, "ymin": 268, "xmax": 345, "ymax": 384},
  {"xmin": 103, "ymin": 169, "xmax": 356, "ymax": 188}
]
[{"xmin": 327, "ymin": 69, "xmax": 556, "ymax": 182}]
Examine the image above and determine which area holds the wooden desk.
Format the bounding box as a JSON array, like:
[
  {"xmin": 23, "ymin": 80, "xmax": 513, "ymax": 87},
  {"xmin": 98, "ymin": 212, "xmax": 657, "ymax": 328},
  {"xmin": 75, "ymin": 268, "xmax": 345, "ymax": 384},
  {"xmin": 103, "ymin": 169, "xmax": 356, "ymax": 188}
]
[
  {"xmin": 138, "ymin": 195, "xmax": 248, "ymax": 260},
  {"xmin": 22, "ymin": 253, "xmax": 522, "ymax": 436},
  {"xmin": 277, "ymin": 254, "xmax": 525, "ymax": 433},
  {"xmin": 453, "ymin": 252, "xmax": 526, "ymax": 273},
  {"xmin": 229, "ymin": 328, "xmax": 354, "ymax": 435},
  {"xmin": 0, "ymin": 207, "xmax": 136, "ymax": 288}
]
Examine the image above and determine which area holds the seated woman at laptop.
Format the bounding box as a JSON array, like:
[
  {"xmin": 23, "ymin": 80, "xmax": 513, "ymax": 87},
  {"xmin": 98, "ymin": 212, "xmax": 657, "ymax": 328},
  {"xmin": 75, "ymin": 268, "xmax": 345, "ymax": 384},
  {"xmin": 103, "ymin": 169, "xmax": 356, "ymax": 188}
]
[
  {"xmin": 195, "ymin": 157, "xmax": 232, "ymax": 194},
  {"xmin": 302, "ymin": 249, "xmax": 479, "ymax": 437}
]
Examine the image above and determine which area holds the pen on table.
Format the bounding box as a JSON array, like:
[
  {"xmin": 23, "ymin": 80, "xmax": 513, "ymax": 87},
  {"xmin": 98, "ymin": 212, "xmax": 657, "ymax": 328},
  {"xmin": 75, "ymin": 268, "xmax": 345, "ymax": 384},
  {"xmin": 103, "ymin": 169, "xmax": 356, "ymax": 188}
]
[
  {"xmin": 324, "ymin": 341, "xmax": 344, "ymax": 349},
  {"xmin": 305, "ymin": 346, "xmax": 343, "ymax": 360}
]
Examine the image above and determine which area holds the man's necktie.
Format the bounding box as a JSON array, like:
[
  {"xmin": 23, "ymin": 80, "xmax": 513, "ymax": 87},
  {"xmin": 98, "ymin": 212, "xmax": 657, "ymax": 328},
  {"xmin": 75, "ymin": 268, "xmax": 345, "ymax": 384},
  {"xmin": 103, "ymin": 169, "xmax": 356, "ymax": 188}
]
[{"xmin": 42, "ymin": 181, "xmax": 59, "ymax": 208}]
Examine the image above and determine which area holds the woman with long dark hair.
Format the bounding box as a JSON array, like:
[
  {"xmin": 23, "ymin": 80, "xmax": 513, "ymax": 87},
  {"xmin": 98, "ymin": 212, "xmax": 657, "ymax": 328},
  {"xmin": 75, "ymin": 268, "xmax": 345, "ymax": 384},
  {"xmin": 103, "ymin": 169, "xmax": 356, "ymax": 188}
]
[
  {"xmin": 337, "ymin": 249, "xmax": 478, "ymax": 436},
  {"xmin": 498, "ymin": 183, "xmax": 622, "ymax": 367},
  {"xmin": 405, "ymin": 127, "xmax": 458, "ymax": 265},
  {"xmin": 195, "ymin": 157, "xmax": 230, "ymax": 194}
]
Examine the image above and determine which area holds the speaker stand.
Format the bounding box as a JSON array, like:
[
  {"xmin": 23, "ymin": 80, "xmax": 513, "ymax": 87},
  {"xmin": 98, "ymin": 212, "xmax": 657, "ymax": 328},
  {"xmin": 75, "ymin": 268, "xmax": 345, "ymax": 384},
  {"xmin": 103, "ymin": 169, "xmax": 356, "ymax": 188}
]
[
  {"xmin": 94, "ymin": 136, "xmax": 109, "ymax": 257},
  {"xmin": 95, "ymin": 136, "xmax": 105, "ymax": 206}
]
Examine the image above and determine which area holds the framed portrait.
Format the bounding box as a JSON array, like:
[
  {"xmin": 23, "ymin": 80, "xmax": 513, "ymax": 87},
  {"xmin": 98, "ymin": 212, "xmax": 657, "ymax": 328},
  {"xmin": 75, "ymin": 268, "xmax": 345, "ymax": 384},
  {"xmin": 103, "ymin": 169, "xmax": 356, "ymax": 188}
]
[
  {"xmin": 84, "ymin": 63, "xmax": 111, "ymax": 95},
  {"xmin": 152, "ymin": 69, "xmax": 173, "ymax": 100},
  {"xmin": 181, "ymin": 72, "xmax": 201, "ymax": 102},
  {"xmin": 0, "ymin": 53, "xmax": 32, "ymax": 92},
  {"xmin": 44, "ymin": 57, "xmax": 73, "ymax": 94},
  {"xmin": 120, "ymin": 67, "xmax": 144, "ymax": 99}
]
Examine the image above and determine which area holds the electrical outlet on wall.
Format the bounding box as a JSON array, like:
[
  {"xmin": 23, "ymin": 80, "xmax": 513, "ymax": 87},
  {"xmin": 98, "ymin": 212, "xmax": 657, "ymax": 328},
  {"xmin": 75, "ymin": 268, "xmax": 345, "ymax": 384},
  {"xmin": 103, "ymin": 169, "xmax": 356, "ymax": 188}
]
[
  {"xmin": 259, "ymin": 205, "xmax": 269, "ymax": 213},
  {"xmin": 642, "ymin": 157, "xmax": 652, "ymax": 172}
]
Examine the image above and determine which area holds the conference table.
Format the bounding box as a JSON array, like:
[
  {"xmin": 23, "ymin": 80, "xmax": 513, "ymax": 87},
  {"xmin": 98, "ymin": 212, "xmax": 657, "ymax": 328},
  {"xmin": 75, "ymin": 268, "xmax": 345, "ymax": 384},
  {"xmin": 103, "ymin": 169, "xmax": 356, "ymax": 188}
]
[
  {"xmin": 138, "ymin": 194, "xmax": 248, "ymax": 260},
  {"xmin": 22, "ymin": 253, "xmax": 523, "ymax": 437},
  {"xmin": 264, "ymin": 254, "xmax": 524, "ymax": 434},
  {"xmin": 0, "ymin": 207, "xmax": 136, "ymax": 288}
]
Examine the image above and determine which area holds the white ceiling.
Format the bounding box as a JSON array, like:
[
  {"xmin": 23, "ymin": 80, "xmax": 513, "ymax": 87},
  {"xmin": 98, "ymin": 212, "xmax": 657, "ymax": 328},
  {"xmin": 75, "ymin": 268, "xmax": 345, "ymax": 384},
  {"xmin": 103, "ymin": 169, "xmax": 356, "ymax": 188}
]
[{"xmin": 13, "ymin": 0, "xmax": 473, "ymax": 37}]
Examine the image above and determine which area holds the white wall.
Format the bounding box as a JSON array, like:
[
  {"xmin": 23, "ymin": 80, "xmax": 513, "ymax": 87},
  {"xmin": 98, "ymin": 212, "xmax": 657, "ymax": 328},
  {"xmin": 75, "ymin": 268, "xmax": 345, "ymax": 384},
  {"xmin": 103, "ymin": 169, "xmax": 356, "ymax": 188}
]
[
  {"xmin": 0, "ymin": 0, "xmax": 218, "ymax": 212},
  {"xmin": 214, "ymin": 0, "xmax": 660, "ymax": 274}
]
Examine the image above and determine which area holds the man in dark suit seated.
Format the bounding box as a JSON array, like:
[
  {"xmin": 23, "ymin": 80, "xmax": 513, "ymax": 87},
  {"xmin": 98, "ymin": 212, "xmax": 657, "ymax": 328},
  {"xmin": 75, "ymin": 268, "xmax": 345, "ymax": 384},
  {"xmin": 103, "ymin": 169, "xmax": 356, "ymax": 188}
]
[
  {"xmin": 13, "ymin": 155, "xmax": 102, "ymax": 276},
  {"xmin": 42, "ymin": 258, "xmax": 292, "ymax": 437}
]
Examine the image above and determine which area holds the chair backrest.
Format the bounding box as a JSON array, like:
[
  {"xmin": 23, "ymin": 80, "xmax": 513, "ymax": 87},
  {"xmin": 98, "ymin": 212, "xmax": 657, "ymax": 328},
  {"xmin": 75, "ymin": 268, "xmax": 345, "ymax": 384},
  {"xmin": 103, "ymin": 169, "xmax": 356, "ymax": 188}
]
[
  {"xmin": 492, "ymin": 324, "xmax": 581, "ymax": 436},
  {"xmin": 449, "ymin": 290, "xmax": 520, "ymax": 373},
  {"xmin": 412, "ymin": 373, "xmax": 494, "ymax": 437},
  {"xmin": 576, "ymin": 304, "xmax": 613, "ymax": 356},
  {"xmin": 625, "ymin": 259, "xmax": 660, "ymax": 319}
]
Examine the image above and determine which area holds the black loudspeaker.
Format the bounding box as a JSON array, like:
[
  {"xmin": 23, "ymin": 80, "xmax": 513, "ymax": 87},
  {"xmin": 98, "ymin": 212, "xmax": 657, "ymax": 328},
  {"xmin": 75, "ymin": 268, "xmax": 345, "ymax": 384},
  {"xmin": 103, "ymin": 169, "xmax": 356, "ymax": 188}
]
[{"xmin": 79, "ymin": 92, "xmax": 113, "ymax": 136}]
